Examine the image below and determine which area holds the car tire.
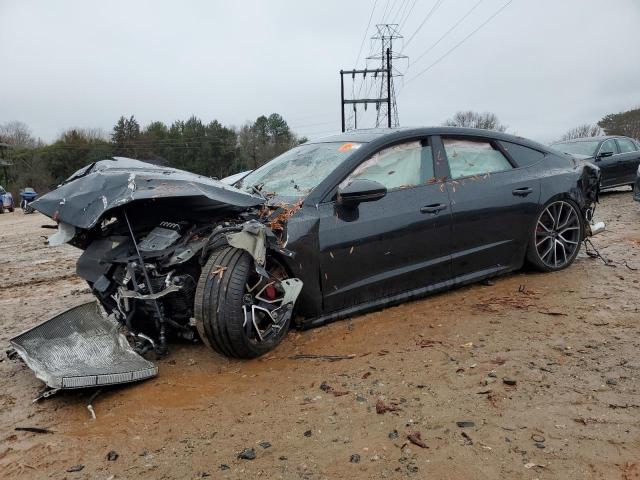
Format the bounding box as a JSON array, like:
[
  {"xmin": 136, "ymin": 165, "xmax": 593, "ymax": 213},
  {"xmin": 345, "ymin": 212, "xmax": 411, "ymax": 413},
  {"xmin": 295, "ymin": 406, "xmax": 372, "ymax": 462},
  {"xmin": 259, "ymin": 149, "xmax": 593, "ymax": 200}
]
[
  {"xmin": 194, "ymin": 246, "xmax": 290, "ymax": 359},
  {"xmin": 526, "ymin": 199, "xmax": 583, "ymax": 273}
]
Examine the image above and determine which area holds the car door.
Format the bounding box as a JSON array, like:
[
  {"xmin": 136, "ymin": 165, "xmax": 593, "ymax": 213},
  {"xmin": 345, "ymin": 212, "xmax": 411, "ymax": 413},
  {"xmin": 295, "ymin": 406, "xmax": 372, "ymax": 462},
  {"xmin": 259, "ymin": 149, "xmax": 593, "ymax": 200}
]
[
  {"xmin": 438, "ymin": 135, "xmax": 542, "ymax": 279},
  {"xmin": 595, "ymin": 138, "xmax": 620, "ymax": 187},
  {"xmin": 615, "ymin": 137, "xmax": 640, "ymax": 184},
  {"xmin": 316, "ymin": 137, "xmax": 452, "ymax": 313}
]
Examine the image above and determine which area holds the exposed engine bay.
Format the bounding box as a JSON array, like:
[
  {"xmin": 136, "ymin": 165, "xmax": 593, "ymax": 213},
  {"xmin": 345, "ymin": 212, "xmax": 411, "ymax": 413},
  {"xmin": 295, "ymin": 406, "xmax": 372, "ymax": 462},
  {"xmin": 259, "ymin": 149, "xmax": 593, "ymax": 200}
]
[{"xmin": 73, "ymin": 213, "xmax": 301, "ymax": 357}]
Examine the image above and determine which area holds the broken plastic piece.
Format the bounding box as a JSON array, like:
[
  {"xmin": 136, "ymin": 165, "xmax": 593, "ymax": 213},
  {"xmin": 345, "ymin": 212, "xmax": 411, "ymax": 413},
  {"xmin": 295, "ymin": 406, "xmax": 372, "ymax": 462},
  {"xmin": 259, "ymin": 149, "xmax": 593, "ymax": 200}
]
[
  {"xmin": 47, "ymin": 222, "xmax": 76, "ymax": 246},
  {"xmin": 226, "ymin": 220, "xmax": 267, "ymax": 266}
]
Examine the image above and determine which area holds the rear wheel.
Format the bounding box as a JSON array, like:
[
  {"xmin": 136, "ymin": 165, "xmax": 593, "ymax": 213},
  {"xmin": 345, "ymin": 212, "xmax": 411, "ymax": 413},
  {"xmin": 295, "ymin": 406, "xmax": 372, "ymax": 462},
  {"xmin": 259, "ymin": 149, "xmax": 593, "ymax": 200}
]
[
  {"xmin": 194, "ymin": 246, "xmax": 291, "ymax": 358},
  {"xmin": 526, "ymin": 199, "xmax": 583, "ymax": 272}
]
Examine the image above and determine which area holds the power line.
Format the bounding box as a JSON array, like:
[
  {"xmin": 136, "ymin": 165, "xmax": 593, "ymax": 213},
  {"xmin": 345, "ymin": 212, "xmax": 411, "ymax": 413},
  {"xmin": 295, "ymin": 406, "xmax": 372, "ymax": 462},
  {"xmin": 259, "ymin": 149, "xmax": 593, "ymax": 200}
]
[
  {"xmin": 379, "ymin": 0, "xmax": 392, "ymax": 23},
  {"xmin": 402, "ymin": 0, "xmax": 513, "ymax": 89},
  {"xmin": 354, "ymin": 0, "xmax": 380, "ymax": 68},
  {"xmin": 407, "ymin": 0, "xmax": 484, "ymax": 70},
  {"xmin": 398, "ymin": 0, "xmax": 420, "ymax": 30},
  {"xmin": 401, "ymin": 0, "xmax": 445, "ymax": 51},
  {"xmin": 390, "ymin": 0, "xmax": 409, "ymax": 24}
]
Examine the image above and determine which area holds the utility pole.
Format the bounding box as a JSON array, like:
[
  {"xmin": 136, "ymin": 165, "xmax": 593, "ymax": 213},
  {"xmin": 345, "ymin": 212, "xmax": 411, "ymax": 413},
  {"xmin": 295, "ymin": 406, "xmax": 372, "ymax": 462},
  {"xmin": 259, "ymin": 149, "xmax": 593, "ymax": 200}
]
[{"xmin": 339, "ymin": 24, "xmax": 406, "ymax": 132}]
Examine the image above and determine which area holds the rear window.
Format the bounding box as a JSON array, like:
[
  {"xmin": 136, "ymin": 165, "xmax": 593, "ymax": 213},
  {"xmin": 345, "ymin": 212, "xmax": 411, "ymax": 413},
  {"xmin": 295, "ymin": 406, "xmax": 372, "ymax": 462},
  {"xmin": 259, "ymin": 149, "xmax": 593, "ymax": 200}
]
[
  {"xmin": 499, "ymin": 141, "xmax": 545, "ymax": 167},
  {"xmin": 552, "ymin": 140, "xmax": 599, "ymax": 156},
  {"xmin": 617, "ymin": 138, "xmax": 638, "ymax": 153}
]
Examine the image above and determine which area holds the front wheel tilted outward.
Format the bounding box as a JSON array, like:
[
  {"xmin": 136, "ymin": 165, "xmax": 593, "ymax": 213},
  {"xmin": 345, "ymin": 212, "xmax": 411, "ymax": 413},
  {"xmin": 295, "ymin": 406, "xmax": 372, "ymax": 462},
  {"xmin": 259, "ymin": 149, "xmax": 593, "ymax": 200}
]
[
  {"xmin": 194, "ymin": 246, "xmax": 297, "ymax": 359},
  {"xmin": 526, "ymin": 199, "xmax": 584, "ymax": 272}
]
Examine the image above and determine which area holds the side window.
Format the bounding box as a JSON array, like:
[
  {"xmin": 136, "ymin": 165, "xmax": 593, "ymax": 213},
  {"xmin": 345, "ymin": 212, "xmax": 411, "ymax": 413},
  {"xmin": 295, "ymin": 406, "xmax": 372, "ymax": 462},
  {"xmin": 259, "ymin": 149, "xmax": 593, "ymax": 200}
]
[
  {"xmin": 443, "ymin": 137, "xmax": 512, "ymax": 179},
  {"xmin": 617, "ymin": 138, "xmax": 637, "ymax": 153},
  {"xmin": 342, "ymin": 140, "xmax": 432, "ymax": 190},
  {"xmin": 600, "ymin": 139, "xmax": 618, "ymax": 155},
  {"xmin": 498, "ymin": 141, "xmax": 545, "ymax": 167}
]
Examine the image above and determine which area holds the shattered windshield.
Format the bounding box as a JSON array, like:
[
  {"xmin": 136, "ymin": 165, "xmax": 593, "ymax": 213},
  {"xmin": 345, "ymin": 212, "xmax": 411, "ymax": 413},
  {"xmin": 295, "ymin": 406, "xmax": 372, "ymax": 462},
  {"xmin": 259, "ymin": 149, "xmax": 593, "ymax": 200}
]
[
  {"xmin": 552, "ymin": 140, "xmax": 599, "ymax": 156},
  {"xmin": 236, "ymin": 142, "xmax": 362, "ymax": 197}
]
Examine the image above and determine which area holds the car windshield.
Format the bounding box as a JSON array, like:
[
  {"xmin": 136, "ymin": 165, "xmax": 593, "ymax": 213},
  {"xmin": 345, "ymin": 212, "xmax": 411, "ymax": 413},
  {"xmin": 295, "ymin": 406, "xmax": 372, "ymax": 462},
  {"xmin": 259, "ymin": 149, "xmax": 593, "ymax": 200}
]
[
  {"xmin": 236, "ymin": 142, "xmax": 362, "ymax": 197},
  {"xmin": 552, "ymin": 140, "xmax": 600, "ymax": 156}
]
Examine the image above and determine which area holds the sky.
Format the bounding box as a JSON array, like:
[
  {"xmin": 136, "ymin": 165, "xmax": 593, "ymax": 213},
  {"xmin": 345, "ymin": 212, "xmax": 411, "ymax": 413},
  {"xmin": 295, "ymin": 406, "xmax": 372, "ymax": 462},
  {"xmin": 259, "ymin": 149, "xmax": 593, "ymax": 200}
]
[{"xmin": 1, "ymin": 0, "xmax": 639, "ymax": 144}]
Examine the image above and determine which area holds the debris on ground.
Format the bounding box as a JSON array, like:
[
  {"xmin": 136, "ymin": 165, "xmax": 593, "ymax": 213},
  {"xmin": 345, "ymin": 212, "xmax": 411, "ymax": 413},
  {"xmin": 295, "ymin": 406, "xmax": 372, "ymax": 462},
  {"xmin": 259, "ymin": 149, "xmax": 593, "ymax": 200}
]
[
  {"xmin": 259, "ymin": 441, "xmax": 271, "ymax": 449},
  {"xmin": 66, "ymin": 464, "xmax": 84, "ymax": 472},
  {"xmin": 531, "ymin": 434, "xmax": 545, "ymax": 443},
  {"xmin": 237, "ymin": 448, "xmax": 256, "ymax": 460},
  {"xmin": 461, "ymin": 432, "xmax": 473, "ymax": 445},
  {"xmin": 106, "ymin": 450, "xmax": 119, "ymax": 461},
  {"xmin": 288, "ymin": 354, "xmax": 356, "ymax": 361},
  {"xmin": 376, "ymin": 399, "xmax": 400, "ymax": 414},
  {"xmin": 86, "ymin": 388, "xmax": 102, "ymax": 420},
  {"xmin": 350, "ymin": 454, "xmax": 361, "ymax": 463},
  {"xmin": 14, "ymin": 427, "xmax": 54, "ymax": 434},
  {"xmin": 407, "ymin": 431, "xmax": 428, "ymax": 449},
  {"xmin": 538, "ymin": 310, "xmax": 568, "ymax": 316},
  {"xmin": 503, "ymin": 378, "xmax": 517, "ymax": 386},
  {"xmin": 319, "ymin": 381, "xmax": 349, "ymax": 396},
  {"xmin": 456, "ymin": 421, "xmax": 475, "ymax": 428}
]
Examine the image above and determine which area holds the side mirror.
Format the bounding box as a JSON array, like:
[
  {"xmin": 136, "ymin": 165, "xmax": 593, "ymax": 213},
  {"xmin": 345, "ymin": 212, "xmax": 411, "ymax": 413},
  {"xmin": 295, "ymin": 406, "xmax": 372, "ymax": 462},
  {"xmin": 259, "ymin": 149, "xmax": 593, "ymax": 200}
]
[
  {"xmin": 597, "ymin": 150, "xmax": 614, "ymax": 159},
  {"xmin": 337, "ymin": 179, "xmax": 387, "ymax": 207}
]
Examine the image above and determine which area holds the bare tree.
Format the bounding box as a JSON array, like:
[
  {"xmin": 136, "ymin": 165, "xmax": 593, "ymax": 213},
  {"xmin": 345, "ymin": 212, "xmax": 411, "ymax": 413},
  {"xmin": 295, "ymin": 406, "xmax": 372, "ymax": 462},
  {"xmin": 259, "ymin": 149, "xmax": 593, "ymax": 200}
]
[
  {"xmin": 558, "ymin": 124, "xmax": 603, "ymax": 141},
  {"xmin": 56, "ymin": 127, "xmax": 108, "ymax": 143},
  {"xmin": 0, "ymin": 120, "xmax": 37, "ymax": 148},
  {"xmin": 443, "ymin": 111, "xmax": 508, "ymax": 132}
]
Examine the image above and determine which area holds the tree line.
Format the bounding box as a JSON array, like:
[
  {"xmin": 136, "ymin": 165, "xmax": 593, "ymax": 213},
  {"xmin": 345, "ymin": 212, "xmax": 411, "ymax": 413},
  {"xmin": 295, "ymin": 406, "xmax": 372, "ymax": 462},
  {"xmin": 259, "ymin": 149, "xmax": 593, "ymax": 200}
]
[
  {"xmin": 2, "ymin": 106, "xmax": 638, "ymax": 196},
  {"xmin": 0, "ymin": 114, "xmax": 306, "ymax": 195},
  {"xmin": 557, "ymin": 107, "xmax": 640, "ymax": 141}
]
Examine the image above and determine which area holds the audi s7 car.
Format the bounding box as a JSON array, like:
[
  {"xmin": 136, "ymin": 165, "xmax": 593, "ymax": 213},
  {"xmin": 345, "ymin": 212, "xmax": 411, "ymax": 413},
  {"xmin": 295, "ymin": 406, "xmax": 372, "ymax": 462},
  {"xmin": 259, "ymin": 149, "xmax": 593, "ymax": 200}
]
[
  {"xmin": 551, "ymin": 135, "xmax": 640, "ymax": 189},
  {"xmin": 13, "ymin": 127, "xmax": 604, "ymax": 390}
]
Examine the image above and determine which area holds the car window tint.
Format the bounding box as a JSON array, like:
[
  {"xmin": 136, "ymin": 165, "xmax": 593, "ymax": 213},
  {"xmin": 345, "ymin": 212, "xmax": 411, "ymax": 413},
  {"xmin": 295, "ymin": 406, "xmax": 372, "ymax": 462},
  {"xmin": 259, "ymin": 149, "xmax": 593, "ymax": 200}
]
[
  {"xmin": 443, "ymin": 138, "xmax": 512, "ymax": 179},
  {"xmin": 617, "ymin": 138, "xmax": 637, "ymax": 153},
  {"xmin": 498, "ymin": 141, "xmax": 545, "ymax": 167},
  {"xmin": 343, "ymin": 141, "xmax": 429, "ymax": 190},
  {"xmin": 600, "ymin": 139, "xmax": 618, "ymax": 155}
]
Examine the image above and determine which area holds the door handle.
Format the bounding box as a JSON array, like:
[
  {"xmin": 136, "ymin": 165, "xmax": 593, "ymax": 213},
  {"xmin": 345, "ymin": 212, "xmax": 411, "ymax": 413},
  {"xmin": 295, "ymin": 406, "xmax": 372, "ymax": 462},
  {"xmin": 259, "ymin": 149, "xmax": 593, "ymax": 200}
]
[
  {"xmin": 420, "ymin": 203, "xmax": 447, "ymax": 214},
  {"xmin": 512, "ymin": 187, "xmax": 533, "ymax": 197}
]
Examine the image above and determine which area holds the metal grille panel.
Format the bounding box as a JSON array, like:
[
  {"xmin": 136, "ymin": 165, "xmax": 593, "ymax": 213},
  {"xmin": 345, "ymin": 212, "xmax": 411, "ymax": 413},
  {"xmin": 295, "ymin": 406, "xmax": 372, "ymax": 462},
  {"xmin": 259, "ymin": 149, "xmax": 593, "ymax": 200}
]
[{"xmin": 11, "ymin": 302, "xmax": 157, "ymax": 389}]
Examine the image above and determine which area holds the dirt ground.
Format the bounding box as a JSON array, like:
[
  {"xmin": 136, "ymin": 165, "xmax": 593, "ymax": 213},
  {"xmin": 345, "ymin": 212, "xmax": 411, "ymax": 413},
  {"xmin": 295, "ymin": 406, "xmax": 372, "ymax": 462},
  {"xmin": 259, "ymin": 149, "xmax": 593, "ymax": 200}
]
[{"xmin": 1, "ymin": 190, "xmax": 639, "ymax": 480}]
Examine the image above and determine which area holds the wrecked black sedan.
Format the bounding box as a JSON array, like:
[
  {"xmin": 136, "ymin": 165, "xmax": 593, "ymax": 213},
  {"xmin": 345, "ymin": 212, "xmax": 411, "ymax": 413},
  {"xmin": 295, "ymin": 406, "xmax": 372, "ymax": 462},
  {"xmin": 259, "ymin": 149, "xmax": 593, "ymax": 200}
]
[{"xmin": 13, "ymin": 127, "xmax": 604, "ymax": 390}]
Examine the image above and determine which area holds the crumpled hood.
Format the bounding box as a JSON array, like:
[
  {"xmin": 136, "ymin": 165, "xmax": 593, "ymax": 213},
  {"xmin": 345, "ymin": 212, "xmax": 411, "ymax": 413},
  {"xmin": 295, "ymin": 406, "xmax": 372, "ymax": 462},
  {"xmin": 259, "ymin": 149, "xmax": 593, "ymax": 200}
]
[{"xmin": 32, "ymin": 157, "xmax": 264, "ymax": 229}]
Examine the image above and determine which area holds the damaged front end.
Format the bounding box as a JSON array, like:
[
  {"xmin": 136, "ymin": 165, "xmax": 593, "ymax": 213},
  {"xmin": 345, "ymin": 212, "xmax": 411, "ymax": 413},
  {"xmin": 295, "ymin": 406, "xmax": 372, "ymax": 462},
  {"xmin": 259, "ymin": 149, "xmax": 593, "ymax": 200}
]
[
  {"xmin": 11, "ymin": 158, "xmax": 304, "ymax": 391},
  {"xmin": 571, "ymin": 160, "xmax": 605, "ymax": 238}
]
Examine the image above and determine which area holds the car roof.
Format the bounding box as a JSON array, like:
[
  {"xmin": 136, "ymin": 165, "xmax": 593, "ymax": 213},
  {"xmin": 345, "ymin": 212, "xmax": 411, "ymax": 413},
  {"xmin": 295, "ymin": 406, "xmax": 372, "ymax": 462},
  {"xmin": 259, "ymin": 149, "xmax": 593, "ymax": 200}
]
[
  {"xmin": 552, "ymin": 135, "xmax": 630, "ymax": 144},
  {"xmin": 308, "ymin": 127, "xmax": 552, "ymax": 152}
]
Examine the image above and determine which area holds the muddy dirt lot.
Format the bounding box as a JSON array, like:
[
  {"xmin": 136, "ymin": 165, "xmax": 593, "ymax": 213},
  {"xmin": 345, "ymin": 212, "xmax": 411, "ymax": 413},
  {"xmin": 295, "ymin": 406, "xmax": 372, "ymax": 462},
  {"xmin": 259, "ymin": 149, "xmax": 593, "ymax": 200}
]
[{"xmin": 1, "ymin": 190, "xmax": 639, "ymax": 480}]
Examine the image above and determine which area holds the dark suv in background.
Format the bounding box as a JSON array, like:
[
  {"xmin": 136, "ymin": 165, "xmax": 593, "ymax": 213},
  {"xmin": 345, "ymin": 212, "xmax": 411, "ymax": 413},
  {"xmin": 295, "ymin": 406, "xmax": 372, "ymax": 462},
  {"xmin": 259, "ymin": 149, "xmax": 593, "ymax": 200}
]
[{"xmin": 551, "ymin": 136, "xmax": 640, "ymax": 190}]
